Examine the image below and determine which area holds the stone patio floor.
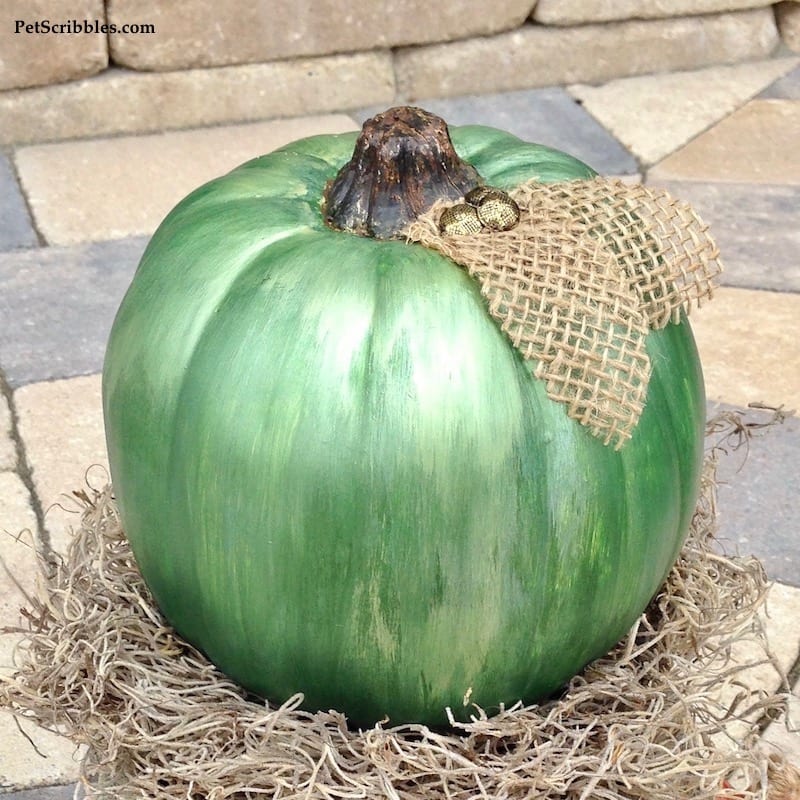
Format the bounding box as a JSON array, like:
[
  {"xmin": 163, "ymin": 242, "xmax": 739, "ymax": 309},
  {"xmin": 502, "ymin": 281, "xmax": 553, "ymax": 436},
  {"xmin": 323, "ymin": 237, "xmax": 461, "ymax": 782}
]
[{"xmin": 1, "ymin": 57, "xmax": 799, "ymax": 796}]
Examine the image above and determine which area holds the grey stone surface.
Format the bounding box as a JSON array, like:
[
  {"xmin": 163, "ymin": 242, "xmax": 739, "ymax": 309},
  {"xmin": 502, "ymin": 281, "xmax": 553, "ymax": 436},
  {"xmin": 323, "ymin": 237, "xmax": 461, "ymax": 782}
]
[
  {"xmin": 0, "ymin": 237, "xmax": 145, "ymax": 388},
  {"xmin": 355, "ymin": 88, "xmax": 638, "ymax": 175},
  {"xmin": 0, "ymin": 786, "xmax": 79, "ymax": 799},
  {"xmin": 644, "ymin": 180, "xmax": 800, "ymax": 292},
  {"xmin": 709, "ymin": 402, "xmax": 800, "ymax": 588},
  {"xmin": 760, "ymin": 63, "xmax": 800, "ymax": 97},
  {"xmin": 0, "ymin": 154, "xmax": 37, "ymax": 251}
]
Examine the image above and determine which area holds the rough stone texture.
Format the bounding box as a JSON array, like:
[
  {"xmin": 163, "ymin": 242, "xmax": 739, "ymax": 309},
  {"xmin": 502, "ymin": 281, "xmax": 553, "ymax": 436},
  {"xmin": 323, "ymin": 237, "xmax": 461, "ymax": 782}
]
[
  {"xmin": 0, "ymin": 55, "xmax": 394, "ymax": 147},
  {"xmin": 648, "ymin": 99, "xmax": 800, "ymax": 183},
  {"xmin": 0, "ymin": 788, "xmax": 77, "ymax": 800},
  {"xmin": 0, "ymin": 153, "xmax": 38, "ymax": 251},
  {"xmin": 533, "ymin": 0, "xmax": 775, "ymax": 25},
  {"xmin": 14, "ymin": 115, "xmax": 358, "ymax": 245},
  {"xmin": 0, "ymin": 392, "xmax": 16, "ymax": 471},
  {"xmin": 0, "ymin": 472, "xmax": 82, "ymax": 792},
  {"xmin": 760, "ymin": 63, "xmax": 800, "ymax": 97},
  {"xmin": 710, "ymin": 403, "xmax": 800, "ymax": 588},
  {"xmin": 777, "ymin": 1, "xmax": 800, "ymax": 52},
  {"xmin": 688, "ymin": 287, "xmax": 800, "ymax": 410},
  {"xmin": 569, "ymin": 58, "xmax": 799, "ymax": 166},
  {"xmin": 395, "ymin": 9, "xmax": 779, "ymax": 100},
  {"xmin": 356, "ymin": 88, "xmax": 638, "ymax": 175},
  {"xmin": 0, "ymin": 237, "xmax": 145, "ymax": 388},
  {"xmin": 108, "ymin": 0, "xmax": 532, "ymax": 70},
  {"xmin": 714, "ymin": 580, "xmax": 800, "ymax": 742},
  {"xmin": 14, "ymin": 375, "xmax": 107, "ymax": 554},
  {"xmin": 643, "ymin": 180, "xmax": 800, "ymax": 292},
  {"xmin": 763, "ymin": 688, "xmax": 800, "ymax": 767},
  {"xmin": 0, "ymin": 0, "xmax": 107, "ymax": 91}
]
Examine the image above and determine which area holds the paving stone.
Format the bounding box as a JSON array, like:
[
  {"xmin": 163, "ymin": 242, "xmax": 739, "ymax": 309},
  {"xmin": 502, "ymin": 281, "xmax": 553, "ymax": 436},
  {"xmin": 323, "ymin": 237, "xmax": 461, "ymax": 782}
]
[
  {"xmin": 356, "ymin": 88, "xmax": 637, "ymax": 175},
  {"xmin": 0, "ymin": 787, "xmax": 78, "ymax": 800},
  {"xmin": 569, "ymin": 58, "xmax": 799, "ymax": 166},
  {"xmin": 713, "ymin": 580, "xmax": 800, "ymax": 743},
  {"xmin": 760, "ymin": 63, "xmax": 800, "ymax": 97},
  {"xmin": 0, "ymin": 237, "xmax": 145, "ymax": 388},
  {"xmin": 0, "ymin": 0, "xmax": 107, "ymax": 91},
  {"xmin": 0, "ymin": 472, "xmax": 81, "ymax": 794},
  {"xmin": 108, "ymin": 0, "xmax": 531, "ymax": 69},
  {"xmin": 777, "ymin": 1, "xmax": 800, "ymax": 53},
  {"xmin": 13, "ymin": 115, "xmax": 357, "ymax": 245},
  {"xmin": 648, "ymin": 99, "xmax": 800, "ymax": 184},
  {"xmin": 532, "ymin": 0, "xmax": 774, "ymax": 25},
  {"xmin": 0, "ymin": 153, "xmax": 38, "ymax": 251},
  {"xmin": 0, "ymin": 56, "xmax": 393, "ymax": 147},
  {"xmin": 14, "ymin": 375, "xmax": 106, "ymax": 555},
  {"xmin": 643, "ymin": 180, "xmax": 800, "ymax": 292},
  {"xmin": 0, "ymin": 392, "xmax": 15, "ymax": 471},
  {"xmin": 689, "ymin": 287, "xmax": 800, "ymax": 412},
  {"xmin": 762, "ymin": 689, "xmax": 800, "ymax": 767},
  {"xmin": 709, "ymin": 403, "xmax": 800, "ymax": 588},
  {"xmin": 394, "ymin": 10, "xmax": 779, "ymax": 99}
]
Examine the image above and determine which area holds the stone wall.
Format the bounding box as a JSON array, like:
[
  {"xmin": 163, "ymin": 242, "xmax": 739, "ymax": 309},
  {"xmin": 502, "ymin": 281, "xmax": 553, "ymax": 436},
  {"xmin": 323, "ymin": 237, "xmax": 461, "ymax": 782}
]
[{"xmin": 1, "ymin": 0, "xmax": 798, "ymax": 145}]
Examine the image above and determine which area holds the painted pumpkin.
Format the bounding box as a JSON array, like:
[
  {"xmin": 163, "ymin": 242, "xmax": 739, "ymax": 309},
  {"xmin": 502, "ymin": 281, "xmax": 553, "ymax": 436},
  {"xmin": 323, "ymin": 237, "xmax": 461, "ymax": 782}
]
[{"xmin": 102, "ymin": 108, "xmax": 705, "ymax": 727}]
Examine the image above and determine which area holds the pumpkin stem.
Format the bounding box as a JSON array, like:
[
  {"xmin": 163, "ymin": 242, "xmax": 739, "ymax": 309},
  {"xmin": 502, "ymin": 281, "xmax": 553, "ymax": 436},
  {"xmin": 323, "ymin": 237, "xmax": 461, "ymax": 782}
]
[{"xmin": 323, "ymin": 106, "xmax": 482, "ymax": 240}]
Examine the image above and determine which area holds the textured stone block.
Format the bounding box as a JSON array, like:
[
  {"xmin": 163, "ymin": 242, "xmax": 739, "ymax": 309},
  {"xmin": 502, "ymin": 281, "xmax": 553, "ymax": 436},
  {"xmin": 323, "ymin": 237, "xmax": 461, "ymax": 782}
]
[
  {"xmin": 0, "ymin": 154, "xmax": 38, "ymax": 251},
  {"xmin": 569, "ymin": 58, "xmax": 798, "ymax": 166},
  {"xmin": 0, "ymin": 0, "xmax": 107, "ymax": 91},
  {"xmin": 0, "ymin": 55, "xmax": 394, "ymax": 147},
  {"xmin": 14, "ymin": 115, "xmax": 358, "ymax": 244},
  {"xmin": 0, "ymin": 392, "xmax": 15, "ymax": 471},
  {"xmin": 648, "ymin": 100, "xmax": 800, "ymax": 184},
  {"xmin": 777, "ymin": 1, "xmax": 800, "ymax": 53},
  {"xmin": 107, "ymin": 0, "xmax": 532, "ymax": 70},
  {"xmin": 533, "ymin": 0, "xmax": 774, "ymax": 25},
  {"xmin": 0, "ymin": 471, "xmax": 82, "ymax": 791},
  {"xmin": 0, "ymin": 237, "xmax": 145, "ymax": 387},
  {"xmin": 395, "ymin": 9, "xmax": 779, "ymax": 99},
  {"xmin": 15, "ymin": 375, "xmax": 107, "ymax": 553}
]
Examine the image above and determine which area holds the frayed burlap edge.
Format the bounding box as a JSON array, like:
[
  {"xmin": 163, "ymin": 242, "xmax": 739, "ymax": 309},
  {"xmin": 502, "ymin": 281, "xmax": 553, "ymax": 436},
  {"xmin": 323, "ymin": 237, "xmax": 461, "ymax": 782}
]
[
  {"xmin": 406, "ymin": 178, "xmax": 723, "ymax": 449},
  {"xmin": 1, "ymin": 411, "xmax": 798, "ymax": 800}
]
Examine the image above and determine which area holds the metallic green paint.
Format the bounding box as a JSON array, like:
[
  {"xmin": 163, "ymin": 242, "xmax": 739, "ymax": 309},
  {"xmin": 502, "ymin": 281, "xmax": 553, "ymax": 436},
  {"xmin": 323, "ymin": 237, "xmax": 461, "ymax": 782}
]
[{"xmin": 102, "ymin": 126, "xmax": 706, "ymax": 727}]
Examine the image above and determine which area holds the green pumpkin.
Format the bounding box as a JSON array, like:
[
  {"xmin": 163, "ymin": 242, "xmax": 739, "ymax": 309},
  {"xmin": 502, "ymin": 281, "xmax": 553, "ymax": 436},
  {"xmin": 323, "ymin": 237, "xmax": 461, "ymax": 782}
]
[{"xmin": 102, "ymin": 113, "xmax": 705, "ymax": 727}]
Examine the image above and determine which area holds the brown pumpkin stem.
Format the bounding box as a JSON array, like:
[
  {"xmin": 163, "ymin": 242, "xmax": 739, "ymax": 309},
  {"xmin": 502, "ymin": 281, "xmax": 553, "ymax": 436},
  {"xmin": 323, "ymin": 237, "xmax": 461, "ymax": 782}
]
[{"xmin": 323, "ymin": 106, "xmax": 482, "ymax": 240}]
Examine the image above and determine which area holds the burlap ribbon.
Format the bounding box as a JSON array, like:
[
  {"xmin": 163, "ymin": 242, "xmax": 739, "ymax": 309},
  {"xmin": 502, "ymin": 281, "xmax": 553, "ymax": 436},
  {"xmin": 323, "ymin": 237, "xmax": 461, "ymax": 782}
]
[{"xmin": 406, "ymin": 178, "xmax": 723, "ymax": 448}]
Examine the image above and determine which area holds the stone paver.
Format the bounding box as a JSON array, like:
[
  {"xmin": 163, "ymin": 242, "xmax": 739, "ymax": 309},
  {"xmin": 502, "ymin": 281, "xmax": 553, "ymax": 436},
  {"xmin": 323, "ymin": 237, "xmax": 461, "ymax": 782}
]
[
  {"xmin": 532, "ymin": 0, "xmax": 774, "ymax": 24},
  {"xmin": 14, "ymin": 115, "xmax": 357, "ymax": 245},
  {"xmin": 357, "ymin": 88, "xmax": 638, "ymax": 175},
  {"xmin": 710, "ymin": 403, "xmax": 800, "ymax": 588},
  {"xmin": 689, "ymin": 287, "xmax": 800, "ymax": 410},
  {"xmin": 108, "ymin": 0, "xmax": 531, "ymax": 69},
  {"xmin": 0, "ymin": 0, "xmax": 107, "ymax": 92},
  {"xmin": 14, "ymin": 375, "xmax": 107, "ymax": 554},
  {"xmin": 395, "ymin": 9, "xmax": 779, "ymax": 99},
  {"xmin": 717, "ymin": 581, "xmax": 800, "ymax": 742},
  {"xmin": 760, "ymin": 63, "xmax": 800, "ymax": 98},
  {"xmin": 777, "ymin": 1, "xmax": 800, "ymax": 53},
  {"xmin": 0, "ymin": 472, "xmax": 81, "ymax": 793},
  {"xmin": 0, "ymin": 393, "xmax": 15, "ymax": 472},
  {"xmin": 569, "ymin": 59, "xmax": 799, "ymax": 166},
  {"xmin": 649, "ymin": 99, "xmax": 800, "ymax": 183},
  {"xmin": 0, "ymin": 237, "xmax": 145, "ymax": 388},
  {"xmin": 645, "ymin": 180, "xmax": 800, "ymax": 292},
  {"xmin": 0, "ymin": 154, "xmax": 37, "ymax": 252},
  {"xmin": 0, "ymin": 55, "xmax": 394, "ymax": 147}
]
